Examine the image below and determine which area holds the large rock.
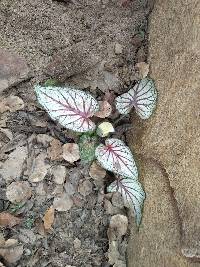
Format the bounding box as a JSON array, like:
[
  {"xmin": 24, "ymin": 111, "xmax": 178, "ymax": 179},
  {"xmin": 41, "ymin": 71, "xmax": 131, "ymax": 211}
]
[
  {"xmin": 128, "ymin": 0, "xmax": 200, "ymax": 266},
  {"xmin": 0, "ymin": 49, "xmax": 30, "ymax": 94},
  {"xmin": 45, "ymin": 42, "xmax": 101, "ymax": 81}
]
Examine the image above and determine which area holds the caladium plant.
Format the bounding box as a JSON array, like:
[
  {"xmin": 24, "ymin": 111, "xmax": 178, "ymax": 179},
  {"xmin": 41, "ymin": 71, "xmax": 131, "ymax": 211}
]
[
  {"xmin": 95, "ymin": 138, "xmax": 138, "ymax": 180},
  {"xmin": 35, "ymin": 85, "xmax": 99, "ymax": 132},
  {"xmin": 35, "ymin": 79, "xmax": 157, "ymax": 226},
  {"xmin": 115, "ymin": 78, "xmax": 157, "ymax": 119},
  {"xmin": 108, "ymin": 177, "xmax": 145, "ymax": 226}
]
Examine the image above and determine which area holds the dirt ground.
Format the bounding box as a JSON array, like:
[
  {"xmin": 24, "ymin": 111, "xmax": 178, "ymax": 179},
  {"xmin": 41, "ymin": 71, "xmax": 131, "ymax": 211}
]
[{"xmin": 0, "ymin": 0, "xmax": 153, "ymax": 266}]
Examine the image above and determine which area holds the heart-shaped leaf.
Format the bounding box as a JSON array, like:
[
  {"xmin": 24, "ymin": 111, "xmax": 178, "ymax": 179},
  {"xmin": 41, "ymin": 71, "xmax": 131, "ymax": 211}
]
[
  {"xmin": 108, "ymin": 177, "xmax": 145, "ymax": 226},
  {"xmin": 95, "ymin": 138, "xmax": 138, "ymax": 179},
  {"xmin": 35, "ymin": 85, "xmax": 99, "ymax": 132},
  {"xmin": 115, "ymin": 78, "xmax": 157, "ymax": 119}
]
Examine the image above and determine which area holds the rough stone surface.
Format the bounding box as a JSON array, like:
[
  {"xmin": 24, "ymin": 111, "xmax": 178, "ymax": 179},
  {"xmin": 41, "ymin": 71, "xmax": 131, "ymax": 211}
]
[
  {"xmin": 0, "ymin": 49, "xmax": 29, "ymax": 94},
  {"xmin": 45, "ymin": 42, "xmax": 100, "ymax": 81},
  {"xmin": 0, "ymin": 0, "xmax": 146, "ymax": 92},
  {"xmin": 128, "ymin": 0, "xmax": 200, "ymax": 266}
]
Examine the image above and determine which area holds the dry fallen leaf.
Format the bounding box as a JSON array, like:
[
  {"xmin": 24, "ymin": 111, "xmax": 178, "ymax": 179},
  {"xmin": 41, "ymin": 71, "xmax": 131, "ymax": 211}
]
[
  {"xmin": 6, "ymin": 96, "xmax": 25, "ymax": 112},
  {"xmin": 107, "ymin": 240, "xmax": 121, "ymax": 266},
  {"xmin": 0, "ymin": 99, "xmax": 10, "ymax": 113},
  {"xmin": 6, "ymin": 181, "xmax": 32, "ymax": 203},
  {"xmin": 47, "ymin": 139, "xmax": 63, "ymax": 161},
  {"xmin": 52, "ymin": 184, "xmax": 64, "ymax": 197},
  {"xmin": 36, "ymin": 134, "xmax": 54, "ymax": 147},
  {"xmin": 104, "ymin": 199, "xmax": 121, "ymax": 215},
  {"xmin": 29, "ymin": 152, "xmax": 50, "ymax": 182},
  {"xmin": 35, "ymin": 218, "xmax": 46, "ymax": 236},
  {"xmin": 108, "ymin": 214, "xmax": 128, "ymax": 241},
  {"xmin": 78, "ymin": 180, "xmax": 93, "ymax": 197},
  {"xmin": 94, "ymin": 100, "xmax": 112, "ymax": 118},
  {"xmin": 135, "ymin": 62, "xmax": 149, "ymax": 79},
  {"xmin": 51, "ymin": 165, "xmax": 66, "ymax": 185},
  {"xmin": 0, "ymin": 239, "xmax": 23, "ymax": 264},
  {"xmin": 53, "ymin": 193, "xmax": 73, "ymax": 211},
  {"xmin": 64, "ymin": 179, "xmax": 76, "ymax": 196},
  {"xmin": 62, "ymin": 143, "xmax": 80, "ymax": 163},
  {"xmin": 89, "ymin": 161, "xmax": 106, "ymax": 187},
  {"xmin": 0, "ymin": 212, "xmax": 22, "ymax": 227},
  {"xmin": 43, "ymin": 206, "xmax": 55, "ymax": 230},
  {"xmin": 107, "ymin": 214, "xmax": 128, "ymax": 266},
  {"xmin": 0, "ymin": 96, "xmax": 24, "ymax": 114},
  {"xmin": 0, "ymin": 145, "xmax": 28, "ymax": 182}
]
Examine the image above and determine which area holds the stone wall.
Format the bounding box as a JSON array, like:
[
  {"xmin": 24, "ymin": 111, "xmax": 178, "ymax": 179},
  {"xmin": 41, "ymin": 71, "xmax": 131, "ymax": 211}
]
[{"xmin": 127, "ymin": 0, "xmax": 200, "ymax": 266}]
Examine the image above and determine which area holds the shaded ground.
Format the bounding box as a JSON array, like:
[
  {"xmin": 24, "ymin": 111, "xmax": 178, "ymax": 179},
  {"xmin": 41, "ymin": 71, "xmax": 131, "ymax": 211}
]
[{"xmin": 0, "ymin": 0, "xmax": 152, "ymax": 266}]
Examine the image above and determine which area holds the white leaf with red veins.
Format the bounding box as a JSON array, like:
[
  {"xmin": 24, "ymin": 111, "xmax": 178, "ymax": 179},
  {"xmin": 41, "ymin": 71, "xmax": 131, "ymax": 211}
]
[
  {"xmin": 115, "ymin": 78, "xmax": 157, "ymax": 119},
  {"xmin": 95, "ymin": 138, "xmax": 138, "ymax": 179},
  {"xmin": 108, "ymin": 177, "xmax": 145, "ymax": 226},
  {"xmin": 35, "ymin": 86, "xmax": 99, "ymax": 132}
]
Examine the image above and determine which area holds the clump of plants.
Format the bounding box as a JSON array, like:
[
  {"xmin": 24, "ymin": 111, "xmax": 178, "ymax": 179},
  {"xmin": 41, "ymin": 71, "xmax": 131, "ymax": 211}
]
[{"xmin": 35, "ymin": 77, "xmax": 157, "ymax": 226}]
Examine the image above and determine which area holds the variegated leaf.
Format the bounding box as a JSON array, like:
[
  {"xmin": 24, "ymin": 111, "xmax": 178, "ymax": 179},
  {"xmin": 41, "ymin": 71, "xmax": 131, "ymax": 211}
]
[
  {"xmin": 35, "ymin": 85, "xmax": 99, "ymax": 132},
  {"xmin": 108, "ymin": 177, "xmax": 145, "ymax": 226},
  {"xmin": 115, "ymin": 78, "xmax": 157, "ymax": 119},
  {"xmin": 95, "ymin": 138, "xmax": 138, "ymax": 179}
]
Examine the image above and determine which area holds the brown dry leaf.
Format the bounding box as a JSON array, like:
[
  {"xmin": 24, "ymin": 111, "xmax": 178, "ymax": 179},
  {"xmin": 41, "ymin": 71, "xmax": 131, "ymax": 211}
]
[
  {"xmin": 36, "ymin": 134, "xmax": 54, "ymax": 147},
  {"xmin": 78, "ymin": 180, "xmax": 93, "ymax": 197},
  {"xmin": 62, "ymin": 143, "xmax": 80, "ymax": 163},
  {"xmin": 51, "ymin": 165, "xmax": 66, "ymax": 185},
  {"xmin": 0, "ymin": 145, "xmax": 28, "ymax": 182},
  {"xmin": 53, "ymin": 193, "xmax": 73, "ymax": 211},
  {"xmin": 135, "ymin": 62, "xmax": 149, "ymax": 79},
  {"xmin": 64, "ymin": 179, "xmax": 76, "ymax": 196},
  {"xmin": 47, "ymin": 139, "xmax": 62, "ymax": 160},
  {"xmin": 0, "ymin": 239, "xmax": 23, "ymax": 264},
  {"xmin": 6, "ymin": 96, "xmax": 24, "ymax": 112},
  {"xmin": 94, "ymin": 100, "xmax": 112, "ymax": 118},
  {"xmin": 29, "ymin": 152, "xmax": 50, "ymax": 182},
  {"xmin": 107, "ymin": 240, "xmax": 121, "ymax": 266},
  {"xmin": 0, "ymin": 99, "xmax": 9, "ymax": 113},
  {"xmin": 0, "ymin": 212, "xmax": 22, "ymax": 227},
  {"xmin": 89, "ymin": 161, "xmax": 106, "ymax": 187},
  {"xmin": 6, "ymin": 181, "xmax": 32, "ymax": 203},
  {"xmin": 108, "ymin": 214, "xmax": 128, "ymax": 241},
  {"xmin": 104, "ymin": 199, "xmax": 122, "ymax": 215},
  {"xmin": 52, "ymin": 184, "xmax": 64, "ymax": 197},
  {"xmin": 43, "ymin": 206, "xmax": 55, "ymax": 230},
  {"xmin": 0, "ymin": 96, "xmax": 24, "ymax": 114},
  {"xmin": 104, "ymin": 90, "xmax": 116, "ymax": 104},
  {"xmin": 35, "ymin": 218, "xmax": 46, "ymax": 236}
]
